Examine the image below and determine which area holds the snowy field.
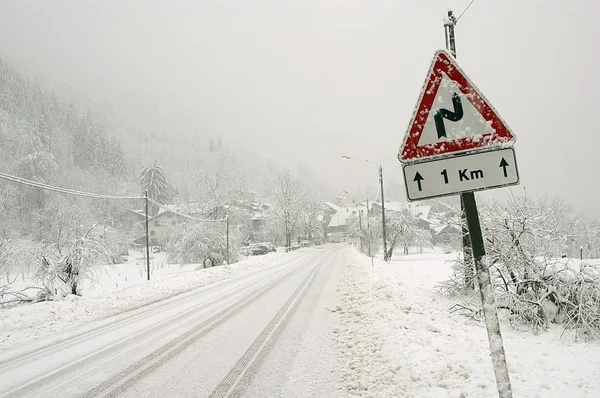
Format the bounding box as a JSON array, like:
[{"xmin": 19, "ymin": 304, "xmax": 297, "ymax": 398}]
[{"xmin": 337, "ymin": 248, "xmax": 600, "ymax": 397}]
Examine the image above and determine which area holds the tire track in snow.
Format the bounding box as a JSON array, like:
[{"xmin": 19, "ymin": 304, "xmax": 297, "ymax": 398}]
[
  {"xmin": 0, "ymin": 250, "xmax": 310, "ymax": 373},
  {"xmin": 81, "ymin": 251, "xmax": 333, "ymax": 398},
  {"xmin": 0, "ymin": 251, "xmax": 320, "ymax": 398},
  {"xmin": 209, "ymin": 250, "xmax": 333, "ymax": 397}
]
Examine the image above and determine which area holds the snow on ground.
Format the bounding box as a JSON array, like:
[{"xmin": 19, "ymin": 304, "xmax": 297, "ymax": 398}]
[
  {"xmin": 337, "ymin": 247, "xmax": 600, "ymax": 398},
  {"xmin": 0, "ymin": 250, "xmax": 287, "ymax": 350},
  {"xmin": 4, "ymin": 244, "xmax": 600, "ymax": 397}
]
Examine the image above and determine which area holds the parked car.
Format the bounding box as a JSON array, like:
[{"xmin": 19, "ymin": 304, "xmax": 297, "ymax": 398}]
[
  {"xmin": 300, "ymin": 240, "xmax": 311, "ymax": 248},
  {"xmin": 285, "ymin": 244, "xmax": 298, "ymax": 252},
  {"xmin": 248, "ymin": 244, "xmax": 270, "ymax": 256},
  {"xmin": 258, "ymin": 242, "xmax": 276, "ymax": 252}
]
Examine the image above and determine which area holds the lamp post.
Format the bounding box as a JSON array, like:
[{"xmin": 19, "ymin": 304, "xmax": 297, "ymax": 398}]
[{"xmin": 342, "ymin": 156, "xmax": 388, "ymax": 261}]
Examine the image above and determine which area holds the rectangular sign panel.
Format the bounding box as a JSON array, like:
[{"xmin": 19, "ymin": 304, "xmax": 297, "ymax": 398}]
[{"xmin": 403, "ymin": 148, "xmax": 519, "ymax": 201}]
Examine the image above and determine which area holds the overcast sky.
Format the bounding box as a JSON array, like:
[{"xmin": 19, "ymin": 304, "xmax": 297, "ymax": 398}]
[{"xmin": 0, "ymin": 0, "xmax": 598, "ymax": 212}]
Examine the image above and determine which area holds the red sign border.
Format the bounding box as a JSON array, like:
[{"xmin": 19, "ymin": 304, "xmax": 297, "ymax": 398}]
[{"xmin": 399, "ymin": 50, "xmax": 515, "ymax": 163}]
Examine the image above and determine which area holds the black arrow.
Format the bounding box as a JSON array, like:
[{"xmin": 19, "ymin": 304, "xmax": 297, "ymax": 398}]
[
  {"xmin": 499, "ymin": 158, "xmax": 509, "ymax": 177},
  {"xmin": 413, "ymin": 172, "xmax": 424, "ymax": 191}
]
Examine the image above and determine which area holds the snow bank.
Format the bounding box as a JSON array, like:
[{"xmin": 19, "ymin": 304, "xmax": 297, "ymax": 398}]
[
  {"xmin": 335, "ymin": 250, "xmax": 398, "ymax": 396},
  {"xmin": 0, "ymin": 252, "xmax": 285, "ymax": 350},
  {"xmin": 338, "ymin": 248, "xmax": 600, "ymax": 397}
]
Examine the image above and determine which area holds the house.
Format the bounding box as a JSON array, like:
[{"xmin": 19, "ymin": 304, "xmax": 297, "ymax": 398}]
[
  {"xmin": 427, "ymin": 202, "xmax": 462, "ymax": 249},
  {"xmin": 147, "ymin": 206, "xmax": 190, "ymax": 246},
  {"xmin": 236, "ymin": 188, "xmax": 257, "ymax": 203},
  {"xmin": 370, "ymin": 201, "xmax": 431, "ymax": 226},
  {"xmin": 326, "ymin": 202, "xmax": 369, "ymax": 240},
  {"xmin": 123, "ymin": 197, "xmax": 273, "ymax": 247},
  {"xmin": 119, "ymin": 209, "xmax": 146, "ymax": 229},
  {"xmin": 121, "ymin": 203, "xmax": 197, "ymax": 246},
  {"xmin": 432, "ymin": 224, "xmax": 462, "ymax": 249}
]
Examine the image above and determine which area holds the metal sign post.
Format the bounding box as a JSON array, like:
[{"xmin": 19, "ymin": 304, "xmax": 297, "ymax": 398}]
[{"xmin": 397, "ymin": 12, "xmax": 515, "ymax": 397}]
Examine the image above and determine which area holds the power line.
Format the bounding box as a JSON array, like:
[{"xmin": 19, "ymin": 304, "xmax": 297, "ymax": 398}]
[
  {"xmin": 0, "ymin": 171, "xmax": 144, "ymax": 200},
  {"xmin": 456, "ymin": 0, "xmax": 477, "ymax": 23},
  {"xmin": 147, "ymin": 197, "xmax": 227, "ymax": 223},
  {"xmin": 0, "ymin": 170, "xmax": 229, "ymax": 223}
]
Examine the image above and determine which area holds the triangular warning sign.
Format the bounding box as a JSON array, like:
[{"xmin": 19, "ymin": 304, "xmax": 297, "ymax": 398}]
[{"xmin": 398, "ymin": 50, "xmax": 515, "ymax": 163}]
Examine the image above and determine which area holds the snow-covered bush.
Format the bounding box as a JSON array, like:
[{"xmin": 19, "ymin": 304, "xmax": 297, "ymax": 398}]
[
  {"xmin": 438, "ymin": 195, "xmax": 600, "ymax": 340},
  {"xmin": 168, "ymin": 220, "xmax": 242, "ymax": 267},
  {"xmin": 0, "ymin": 237, "xmax": 41, "ymax": 306},
  {"xmin": 35, "ymin": 224, "xmax": 115, "ymax": 296},
  {"xmin": 384, "ymin": 210, "xmax": 432, "ymax": 259}
]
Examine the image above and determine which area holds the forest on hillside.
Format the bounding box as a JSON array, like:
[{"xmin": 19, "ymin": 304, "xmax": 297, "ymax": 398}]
[{"xmin": 0, "ymin": 56, "xmax": 135, "ymax": 235}]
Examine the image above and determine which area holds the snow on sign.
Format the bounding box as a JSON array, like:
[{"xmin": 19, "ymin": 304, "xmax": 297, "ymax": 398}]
[{"xmin": 398, "ymin": 49, "xmax": 516, "ymax": 163}]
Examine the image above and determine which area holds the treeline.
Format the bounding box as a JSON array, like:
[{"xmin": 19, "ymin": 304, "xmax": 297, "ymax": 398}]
[
  {"xmin": 0, "ymin": 56, "xmax": 127, "ymax": 182},
  {"xmin": 0, "ymin": 56, "xmax": 131, "ymax": 225}
]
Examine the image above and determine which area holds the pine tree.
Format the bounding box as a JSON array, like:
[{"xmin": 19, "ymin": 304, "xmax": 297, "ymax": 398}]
[
  {"xmin": 73, "ymin": 112, "xmax": 97, "ymax": 170},
  {"xmin": 108, "ymin": 137, "xmax": 127, "ymax": 177},
  {"xmin": 140, "ymin": 161, "xmax": 175, "ymax": 216}
]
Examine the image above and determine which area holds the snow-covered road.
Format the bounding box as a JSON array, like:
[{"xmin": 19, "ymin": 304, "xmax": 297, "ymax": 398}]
[{"xmin": 0, "ymin": 245, "xmax": 344, "ymax": 398}]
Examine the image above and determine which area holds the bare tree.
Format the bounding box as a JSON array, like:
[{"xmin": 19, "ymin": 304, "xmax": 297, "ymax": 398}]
[
  {"xmin": 298, "ymin": 191, "xmax": 323, "ymax": 243},
  {"xmin": 273, "ymin": 169, "xmax": 307, "ymax": 248},
  {"xmin": 0, "ymin": 236, "xmax": 41, "ymax": 306},
  {"xmin": 33, "ymin": 195, "xmax": 79, "ymax": 256}
]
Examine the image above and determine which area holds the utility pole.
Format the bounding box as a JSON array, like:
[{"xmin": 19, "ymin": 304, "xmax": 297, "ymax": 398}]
[
  {"xmin": 366, "ymin": 197, "xmax": 373, "ymax": 267},
  {"xmin": 144, "ymin": 190, "xmax": 151, "ymax": 281},
  {"xmin": 226, "ymin": 215, "xmax": 230, "ymax": 264},
  {"xmin": 358, "ymin": 209, "xmax": 363, "ymax": 230},
  {"xmin": 358, "ymin": 208, "xmax": 363, "ymax": 252},
  {"xmin": 445, "ymin": 10, "xmax": 473, "ymax": 289},
  {"xmin": 379, "ymin": 164, "xmax": 388, "ymax": 261},
  {"xmin": 444, "ymin": 10, "xmax": 512, "ymax": 398},
  {"xmin": 445, "ymin": 10, "xmax": 457, "ymax": 56},
  {"xmin": 341, "ymin": 155, "xmax": 387, "ymax": 261}
]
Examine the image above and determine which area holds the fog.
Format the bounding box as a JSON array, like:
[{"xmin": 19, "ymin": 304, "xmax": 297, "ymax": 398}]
[{"xmin": 0, "ymin": 0, "xmax": 598, "ymax": 211}]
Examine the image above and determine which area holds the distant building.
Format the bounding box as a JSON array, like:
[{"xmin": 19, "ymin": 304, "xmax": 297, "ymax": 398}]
[
  {"xmin": 325, "ymin": 202, "xmax": 369, "ymax": 240},
  {"xmin": 119, "ymin": 209, "xmax": 146, "ymax": 229},
  {"xmin": 148, "ymin": 207, "xmax": 190, "ymax": 246},
  {"xmin": 121, "ymin": 204, "xmax": 195, "ymax": 246}
]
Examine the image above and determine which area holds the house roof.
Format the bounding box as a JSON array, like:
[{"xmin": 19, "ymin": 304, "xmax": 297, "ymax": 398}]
[
  {"xmin": 433, "ymin": 224, "xmax": 461, "ymax": 235},
  {"xmin": 324, "ymin": 202, "xmax": 343, "ymax": 212},
  {"xmin": 371, "ymin": 202, "xmax": 431, "ymax": 222},
  {"xmin": 327, "ymin": 204, "xmax": 368, "ymax": 228},
  {"xmin": 121, "ymin": 209, "xmax": 146, "ymax": 218}
]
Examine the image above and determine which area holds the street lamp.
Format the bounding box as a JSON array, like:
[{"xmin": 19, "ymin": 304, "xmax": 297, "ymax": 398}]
[{"xmin": 341, "ymin": 155, "xmax": 389, "ymax": 261}]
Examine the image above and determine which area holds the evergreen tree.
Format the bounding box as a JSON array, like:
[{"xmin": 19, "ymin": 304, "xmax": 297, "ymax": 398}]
[
  {"xmin": 107, "ymin": 137, "xmax": 127, "ymax": 177},
  {"xmin": 140, "ymin": 161, "xmax": 175, "ymax": 216}
]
